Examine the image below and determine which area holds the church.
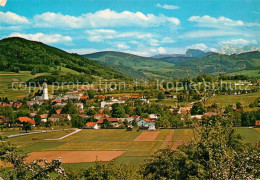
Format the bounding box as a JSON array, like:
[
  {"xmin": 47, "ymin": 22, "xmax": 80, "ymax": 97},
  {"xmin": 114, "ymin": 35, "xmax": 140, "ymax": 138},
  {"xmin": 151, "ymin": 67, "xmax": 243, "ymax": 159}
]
[{"xmin": 35, "ymin": 79, "xmax": 49, "ymax": 100}]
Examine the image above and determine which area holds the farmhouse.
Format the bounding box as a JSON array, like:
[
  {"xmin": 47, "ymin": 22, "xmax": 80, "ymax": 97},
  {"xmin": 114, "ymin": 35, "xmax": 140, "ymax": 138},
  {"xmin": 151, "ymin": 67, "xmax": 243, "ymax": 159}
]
[
  {"xmin": 49, "ymin": 114, "xmax": 71, "ymax": 122},
  {"xmin": 40, "ymin": 115, "xmax": 48, "ymax": 122},
  {"xmin": 17, "ymin": 117, "xmax": 36, "ymax": 126},
  {"xmin": 85, "ymin": 122, "xmax": 99, "ymax": 129},
  {"xmin": 137, "ymin": 119, "xmax": 156, "ymax": 130}
]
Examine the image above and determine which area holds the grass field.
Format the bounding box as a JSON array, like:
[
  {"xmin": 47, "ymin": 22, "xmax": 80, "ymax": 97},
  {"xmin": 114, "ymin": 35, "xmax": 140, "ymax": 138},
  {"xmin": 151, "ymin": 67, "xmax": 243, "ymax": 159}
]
[
  {"xmin": 227, "ymin": 69, "xmax": 260, "ymax": 78},
  {"xmin": 206, "ymin": 92, "xmax": 260, "ymax": 107},
  {"xmin": 1, "ymin": 127, "xmax": 259, "ymax": 170},
  {"xmin": 0, "ymin": 71, "xmax": 34, "ymax": 99}
]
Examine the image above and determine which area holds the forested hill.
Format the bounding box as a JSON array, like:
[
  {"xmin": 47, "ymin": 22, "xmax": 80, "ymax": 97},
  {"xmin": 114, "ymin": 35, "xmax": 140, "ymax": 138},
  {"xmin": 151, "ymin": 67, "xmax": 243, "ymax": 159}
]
[
  {"xmin": 174, "ymin": 51, "xmax": 260, "ymax": 75},
  {"xmin": 0, "ymin": 37, "xmax": 129, "ymax": 80}
]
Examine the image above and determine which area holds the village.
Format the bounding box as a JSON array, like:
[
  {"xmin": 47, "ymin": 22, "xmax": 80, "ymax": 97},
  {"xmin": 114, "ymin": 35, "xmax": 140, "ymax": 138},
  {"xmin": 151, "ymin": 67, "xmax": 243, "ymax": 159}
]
[{"xmin": 1, "ymin": 78, "xmax": 260, "ymax": 132}]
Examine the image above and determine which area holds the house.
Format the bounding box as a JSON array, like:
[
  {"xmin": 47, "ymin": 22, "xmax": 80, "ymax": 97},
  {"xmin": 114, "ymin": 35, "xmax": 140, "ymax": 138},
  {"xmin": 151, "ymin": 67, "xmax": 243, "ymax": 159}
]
[
  {"xmin": 149, "ymin": 114, "xmax": 158, "ymax": 120},
  {"xmin": 17, "ymin": 117, "xmax": 35, "ymax": 126},
  {"xmin": 49, "ymin": 114, "xmax": 71, "ymax": 122},
  {"xmin": 79, "ymin": 114, "xmax": 89, "ymax": 120},
  {"xmin": 255, "ymin": 120, "xmax": 260, "ymax": 126},
  {"xmin": 54, "ymin": 103, "xmax": 67, "ymax": 108},
  {"xmin": 97, "ymin": 118, "xmax": 119, "ymax": 128},
  {"xmin": 94, "ymin": 114, "xmax": 110, "ymax": 120},
  {"xmin": 191, "ymin": 115, "xmax": 203, "ymax": 121},
  {"xmin": 74, "ymin": 103, "xmax": 84, "ymax": 110},
  {"xmin": 80, "ymin": 96, "xmax": 89, "ymax": 100},
  {"xmin": 100, "ymin": 99, "xmax": 125, "ymax": 108},
  {"xmin": 85, "ymin": 122, "xmax": 99, "ymax": 129},
  {"xmin": 165, "ymin": 94, "xmax": 177, "ymax": 99},
  {"xmin": 40, "ymin": 115, "xmax": 48, "ymax": 122},
  {"xmin": 56, "ymin": 109, "xmax": 62, "ymax": 114},
  {"xmin": 137, "ymin": 119, "xmax": 156, "ymax": 130},
  {"xmin": 203, "ymin": 112, "xmax": 218, "ymax": 117}
]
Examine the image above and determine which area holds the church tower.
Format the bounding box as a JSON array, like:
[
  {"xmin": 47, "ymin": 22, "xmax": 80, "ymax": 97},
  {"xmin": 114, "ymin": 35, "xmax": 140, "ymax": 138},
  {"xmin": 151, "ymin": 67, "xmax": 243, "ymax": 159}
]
[{"xmin": 42, "ymin": 79, "xmax": 49, "ymax": 100}]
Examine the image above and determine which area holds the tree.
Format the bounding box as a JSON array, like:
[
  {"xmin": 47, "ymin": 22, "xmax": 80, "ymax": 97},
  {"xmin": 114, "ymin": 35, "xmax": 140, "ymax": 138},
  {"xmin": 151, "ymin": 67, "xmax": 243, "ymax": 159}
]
[
  {"xmin": 236, "ymin": 102, "xmax": 243, "ymax": 109},
  {"xmin": 0, "ymin": 141, "xmax": 65, "ymax": 179},
  {"xmin": 140, "ymin": 119, "xmax": 259, "ymax": 179},
  {"xmin": 34, "ymin": 115, "xmax": 41, "ymax": 126},
  {"xmin": 88, "ymin": 90, "xmax": 95, "ymax": 100},
  {"xmin": 132, "ymin": 119, "xmax": 138, "ymax": 127},
  {"xmin": 191, "ymin": 102, "xmax": 205, "ymax": 115},
  {"xmin": 22, "ymin": 122, "xmax": 31, "ymax": 133},
  {"xmin": 157, "ymin": 92, "xmax": 165, "ymax": 100},
  {"xmin": 111, "ymin": 103, "xmax": 125, "ymax": 118}
]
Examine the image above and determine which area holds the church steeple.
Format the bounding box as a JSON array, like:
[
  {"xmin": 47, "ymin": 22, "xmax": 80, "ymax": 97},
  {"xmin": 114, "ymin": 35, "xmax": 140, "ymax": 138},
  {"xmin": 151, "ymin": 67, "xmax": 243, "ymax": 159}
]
[{"xmin": 42, "ymin": 79, "xmax": 49, "ymax": 100}]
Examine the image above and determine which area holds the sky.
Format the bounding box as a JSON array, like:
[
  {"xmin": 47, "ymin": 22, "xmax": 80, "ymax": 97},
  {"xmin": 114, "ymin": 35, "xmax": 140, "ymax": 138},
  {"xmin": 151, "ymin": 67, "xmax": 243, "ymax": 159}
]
[{"xmin": 0, "ymin": 0, "xmax": 259, "ymax": 56}]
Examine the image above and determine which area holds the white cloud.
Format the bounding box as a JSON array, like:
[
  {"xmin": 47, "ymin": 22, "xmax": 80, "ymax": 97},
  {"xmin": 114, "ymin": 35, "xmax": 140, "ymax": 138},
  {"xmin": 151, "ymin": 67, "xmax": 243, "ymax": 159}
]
[
  {"xmin": 0, "ymin": 11, "xmax": 29, "ymax": 25},
  {"xmin": 158, "ymin": 47, "xmax": 167, "ymax": 54},
  {"xmin": 33, "ymin": 9, "xmax": 180, "ymax": 28},
  {"xmin": 85, "ymin": 29, "xmax": 175, "ymax": 47},
  {"xmin": 7, "ymin": 32, "xmax": 72, "ymax": 44},
  {"xmin": 181, "ymin": 30, "xmax": 245, "ymax": 38},
  {"xmin": 219, "ymin": 38, "xmax": 257, "ymax": 46},
  {"xmin": 186, "ymin": 43, "xmax": 208, "ymax": 51},
  {"xmin": 157, "ymin": 3, "xmax": 179, "ymax": 10},
  {"xmin": 116, "ymin": 43, "xmax": 130, "ymax": 49},
  {"xmin": 188, "ymin": 15, "xmax": 244, "ymax": 28}
]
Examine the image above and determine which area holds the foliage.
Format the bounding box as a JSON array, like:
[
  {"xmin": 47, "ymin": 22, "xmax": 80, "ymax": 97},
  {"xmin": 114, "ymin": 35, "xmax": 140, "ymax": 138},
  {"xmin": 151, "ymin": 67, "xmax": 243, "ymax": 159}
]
[
  {"xmin": 140, "ymin": 120, "xmax": 260, "ymax": 179},
  {"xmin": 0, "ymin": 141, "xmax": 65, "ymax": 179},
  {"xmin": 22, "ymin": 122, "xmax": 32, "ymax": 133},
  {"xmin": 111, "ymin": 103, "xmax": 125, "ymax": 118},
  {"xmin": 191, "ymin": 102, "xmax": 205, "ymax": 115},
  {"xmin": 0, "ymin": 37, "xmax": 129, "ymax": 80}
]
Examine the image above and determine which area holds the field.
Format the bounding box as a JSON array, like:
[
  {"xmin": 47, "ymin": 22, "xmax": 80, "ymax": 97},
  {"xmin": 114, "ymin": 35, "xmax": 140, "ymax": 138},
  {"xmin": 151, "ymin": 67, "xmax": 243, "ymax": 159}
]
[
  {"xmin": 2, "ymin": 127, "xmax": 259, "ymax": 170},
  {"xmin": 227, "ymin": 69, "xmax": 260, "ymax": 78},
  {"xmin": 0, "ymin": 71, "xmax": 35, "ymax": 99},
  {"xmin": 205, "ymin": 92, "xmax": 260, "ymax": 107}
]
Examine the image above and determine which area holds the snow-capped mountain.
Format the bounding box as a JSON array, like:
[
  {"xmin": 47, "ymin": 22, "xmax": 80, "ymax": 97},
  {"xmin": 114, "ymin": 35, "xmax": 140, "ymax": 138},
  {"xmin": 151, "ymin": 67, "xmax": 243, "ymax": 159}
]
[{"xmin": 219, "ymin": 45, "xmax": 260, "ymax": 55}]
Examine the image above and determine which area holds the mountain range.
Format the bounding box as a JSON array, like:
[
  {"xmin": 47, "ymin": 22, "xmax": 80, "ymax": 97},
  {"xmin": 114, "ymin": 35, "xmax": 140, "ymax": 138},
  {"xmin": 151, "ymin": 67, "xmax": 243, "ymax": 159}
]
[{"xmin": 0, "ymin": 37, "xmax": 259, "ymax": 80}]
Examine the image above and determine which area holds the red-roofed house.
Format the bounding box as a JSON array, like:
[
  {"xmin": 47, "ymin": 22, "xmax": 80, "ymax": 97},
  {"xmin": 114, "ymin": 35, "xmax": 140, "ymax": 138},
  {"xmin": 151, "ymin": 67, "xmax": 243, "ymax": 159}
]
[
  {"xmin": 255, "ymin": 120, "xmax": 260, "ymax": 126},
  {"xmin": 17, "ymin": 117, "xmax": 35, "ymax": 126},
  {"xmin": 94, "ymin": 114, "xmax": 110, "ymax": 120},
  {"xmin": 85, "ymin": 122, "xmax": 99, "ymax": 129},
  {"xmin": 80, "ymin": 96, "xmax": 89, "ymax": 100},
  {"xmin": 97, "ymin": 118, "xmax": 119, "ymax": 128},
  {"xmin": 56, "ymin": 109, "xmax": 62, "ymax": 114},
  {"xmin": 40, "ymin": 115, "xmax": 48, "ymax": 122}
]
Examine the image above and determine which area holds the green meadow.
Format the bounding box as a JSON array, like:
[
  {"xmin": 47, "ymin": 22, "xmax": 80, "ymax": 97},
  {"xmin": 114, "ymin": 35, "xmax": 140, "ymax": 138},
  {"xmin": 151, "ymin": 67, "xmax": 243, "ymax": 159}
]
[{"xmin": 1, "ymin": 127, "xmax": 258, "ymax": 170}]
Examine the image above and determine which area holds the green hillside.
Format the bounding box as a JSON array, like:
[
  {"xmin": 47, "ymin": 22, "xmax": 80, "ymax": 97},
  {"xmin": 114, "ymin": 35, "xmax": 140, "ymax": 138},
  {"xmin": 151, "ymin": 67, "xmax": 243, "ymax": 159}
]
[
  {"xmin": 83, "ymin": 51, "xmax": 176, "ymax": 79},
  {"xmin": 83, "ymin": 51, "xmax": 260, "ymax": 79},
  {"xmin": 174, "ymin": 52, "xmax": 260, "ymax": 77},
  {"xmin": 0, "ymin": 37, "xmax": 129, "ymax": 80}
]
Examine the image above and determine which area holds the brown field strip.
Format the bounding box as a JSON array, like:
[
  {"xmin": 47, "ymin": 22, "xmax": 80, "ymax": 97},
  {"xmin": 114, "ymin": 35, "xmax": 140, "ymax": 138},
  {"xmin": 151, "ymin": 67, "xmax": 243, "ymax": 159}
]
[
  {"xmin": 164, "ymin": 130, "xmax": 175, "ymax": 146},
  {"xmin": 164, "ymin": 130, "xmax": 174, "ymax": 141},
  {"xmin": 0, "ymin": 151, "xmax": 125, "ymax": 167},
  {"xmin": 134, "ymin": 131, "xmax": 160, "ymax": 141},
  {"xmin": 26, "ymin": 151, "xmax": 125, "ymax": 163},
  {"xmin": 171, "ymin": 140, "xmax": 188, "ymax": 150}
]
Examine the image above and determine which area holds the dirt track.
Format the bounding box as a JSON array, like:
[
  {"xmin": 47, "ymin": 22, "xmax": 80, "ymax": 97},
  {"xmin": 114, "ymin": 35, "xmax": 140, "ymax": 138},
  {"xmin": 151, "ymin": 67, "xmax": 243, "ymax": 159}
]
[
  {"xmin": 134, "ymin": 131, "xmax": 160, "ymax": 141},
  {"xmin": 26, "ymin": 151, "xmax": 125, "ymax": 163}
]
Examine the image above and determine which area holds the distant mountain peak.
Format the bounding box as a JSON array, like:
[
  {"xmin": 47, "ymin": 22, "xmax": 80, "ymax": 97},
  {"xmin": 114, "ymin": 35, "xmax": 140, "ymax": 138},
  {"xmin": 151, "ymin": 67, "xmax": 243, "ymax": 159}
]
[{"xmin": 219, "ymin": 45, "xmax": 260, "ymax": 55}]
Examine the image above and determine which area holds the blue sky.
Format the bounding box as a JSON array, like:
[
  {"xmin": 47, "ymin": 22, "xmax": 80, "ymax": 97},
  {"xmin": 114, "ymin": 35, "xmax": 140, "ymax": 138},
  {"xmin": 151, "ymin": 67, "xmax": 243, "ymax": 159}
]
[{"xmin": 0, "ymin": 0, "xmax": 259, "ymax": 56}]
